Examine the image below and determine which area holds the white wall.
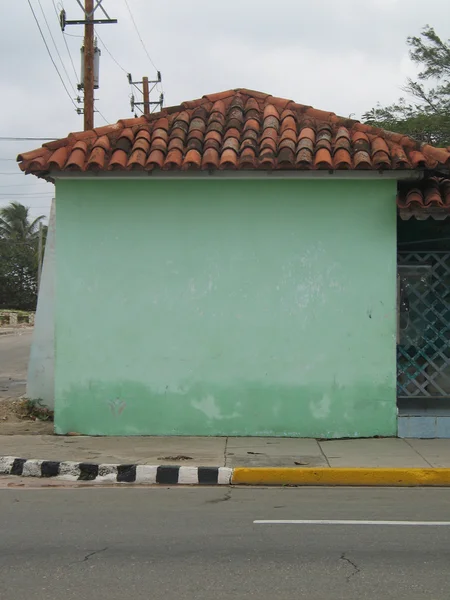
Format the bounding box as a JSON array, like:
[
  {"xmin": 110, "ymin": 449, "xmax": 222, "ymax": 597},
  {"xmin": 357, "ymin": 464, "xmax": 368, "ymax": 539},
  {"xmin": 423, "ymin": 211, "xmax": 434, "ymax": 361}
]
[{"xmin": 26, "ymin": 199, "xmax": 55, "ymax": 408}]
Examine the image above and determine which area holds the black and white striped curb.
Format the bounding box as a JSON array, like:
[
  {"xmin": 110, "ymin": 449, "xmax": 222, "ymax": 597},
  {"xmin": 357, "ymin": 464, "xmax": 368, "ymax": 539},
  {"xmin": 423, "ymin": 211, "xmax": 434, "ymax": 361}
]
[{"xmin": 0, "ymin": 457, "xmax": 232, "ymax": 485}]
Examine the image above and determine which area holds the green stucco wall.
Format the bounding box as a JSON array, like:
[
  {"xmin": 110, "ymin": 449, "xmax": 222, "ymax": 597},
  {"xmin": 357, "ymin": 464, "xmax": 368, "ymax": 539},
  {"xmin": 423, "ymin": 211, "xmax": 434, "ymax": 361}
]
[{"xmin": 54, "ymin": 178, "xmax": 397, "ymax": 437}]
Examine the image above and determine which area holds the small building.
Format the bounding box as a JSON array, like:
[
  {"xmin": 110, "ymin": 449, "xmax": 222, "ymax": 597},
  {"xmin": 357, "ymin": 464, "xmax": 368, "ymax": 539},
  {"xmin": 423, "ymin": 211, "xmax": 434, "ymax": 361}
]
[{"xmin": 18, "ymin": 89, "xmax": 450, "ymax": 437}]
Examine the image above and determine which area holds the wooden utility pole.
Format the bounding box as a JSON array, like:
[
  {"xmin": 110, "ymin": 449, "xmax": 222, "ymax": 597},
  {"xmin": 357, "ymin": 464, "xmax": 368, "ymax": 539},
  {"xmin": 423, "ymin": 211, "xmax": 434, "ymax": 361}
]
[
  {"xmin": 59, "ymin": 1, "xmax": 117, "ymax": 126},
  {"xmin": 83, "ymin": 0, "xmax": 94, "ymax": 130},
  {"xmin": 128, "ymin": 73, "xmax": 164, "ymax": 115},
  {"xmin": 142, "ymin": 76, "xmax": 150, "ymax": 115}
]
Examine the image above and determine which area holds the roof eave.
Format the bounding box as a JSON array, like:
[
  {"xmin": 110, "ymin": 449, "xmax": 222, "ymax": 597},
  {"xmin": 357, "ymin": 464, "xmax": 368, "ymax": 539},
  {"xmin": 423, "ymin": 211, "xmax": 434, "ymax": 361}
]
[{"xmin": 49, "ymin": 169, "xmax": 424, "ymax": 181}]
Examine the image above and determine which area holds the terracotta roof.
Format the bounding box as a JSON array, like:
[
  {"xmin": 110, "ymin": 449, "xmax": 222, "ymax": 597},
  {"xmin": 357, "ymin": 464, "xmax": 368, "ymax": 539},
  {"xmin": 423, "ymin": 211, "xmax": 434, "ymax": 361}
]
[
  {"xmin": 17, "ymin": 89, "xmax": 450, "ymax": 178},
  {"xmin": 397, "ymin": 178, "xmax": 450, "ymax": 220}
]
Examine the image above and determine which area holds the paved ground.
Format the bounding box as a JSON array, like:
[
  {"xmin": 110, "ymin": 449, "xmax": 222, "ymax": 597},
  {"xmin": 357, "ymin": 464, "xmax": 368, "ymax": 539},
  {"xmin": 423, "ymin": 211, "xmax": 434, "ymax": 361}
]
[
  {"xmin": 2, "ymin": 433, "xmax": 450, "ymax": 467},
  {"xmin": 0, "ymin": 486, "xmax": 449, "ymax": 599},
  {"xmin": 0, "ymin": 329, "xmax": 32, "ymax": 399}
]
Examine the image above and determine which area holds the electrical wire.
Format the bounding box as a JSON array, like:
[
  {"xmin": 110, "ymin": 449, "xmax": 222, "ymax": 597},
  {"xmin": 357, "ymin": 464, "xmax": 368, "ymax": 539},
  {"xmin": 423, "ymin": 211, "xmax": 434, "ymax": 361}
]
[
  {"xmin": 124, "ymin": 0, "xmax": 164, "ymax": 97},
  {"xmin": 26, "ymin": 0, "xmax": 78, "ymax": 111},
  {"xmin": 95, "ymin": 108, "xmax": 109, "ymax": 124},
  {"xmin": 37, "ymin": 0, "xmax": 77, "ymax": 96},
  {"xmin": 52, "ymin": 0, "xmax": 80, "ymax": 85},
  {"xmin": 124, "ymin": 0, "xmax": 158, "ymax": 70},
  {"xmin": 94, "ymin": 30, "xmax": 133, "ymax": 119},
  {"xmin": 95, "ymin": 30, "xmax": 128, "ymax": 74}
]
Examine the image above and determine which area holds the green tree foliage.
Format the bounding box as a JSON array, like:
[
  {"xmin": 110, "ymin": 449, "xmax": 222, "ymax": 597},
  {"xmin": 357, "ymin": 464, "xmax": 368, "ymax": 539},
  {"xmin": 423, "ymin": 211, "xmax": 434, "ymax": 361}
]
[
  {"xmin": 0, "ymin": 202, "xmax": 46, "ymax": 310},
  {"xmin": 363, "ymin": 26, "xmax": 450, "ymax": 147}
]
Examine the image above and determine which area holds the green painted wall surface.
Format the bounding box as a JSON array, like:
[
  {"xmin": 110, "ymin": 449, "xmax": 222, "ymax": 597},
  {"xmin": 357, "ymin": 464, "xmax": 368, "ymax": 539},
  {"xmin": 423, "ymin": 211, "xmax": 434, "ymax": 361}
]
[{"xmin": 55, "ymin": 178, "xmax": 397, "ymax": 437}]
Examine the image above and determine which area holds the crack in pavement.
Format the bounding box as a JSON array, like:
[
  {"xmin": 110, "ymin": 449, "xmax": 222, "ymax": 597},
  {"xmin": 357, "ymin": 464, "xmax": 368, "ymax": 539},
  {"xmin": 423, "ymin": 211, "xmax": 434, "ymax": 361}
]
[
  {"xmin": 340, "ymin": 552, "xmax": 360, "ymax": 582},
  {"xmin": 68, "ymin": 547, "xmax": 109, "ymax": 566},
  {"xmin": 206, "ymin": 489, "xmax": 232, "ymax": 504}
]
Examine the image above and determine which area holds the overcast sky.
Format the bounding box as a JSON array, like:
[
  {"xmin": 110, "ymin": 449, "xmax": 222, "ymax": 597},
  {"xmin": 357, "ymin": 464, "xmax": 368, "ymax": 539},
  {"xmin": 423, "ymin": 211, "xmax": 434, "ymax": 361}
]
[{"xmin": 1, "ymin": 0, "xmax": 449, "ymax": 221}]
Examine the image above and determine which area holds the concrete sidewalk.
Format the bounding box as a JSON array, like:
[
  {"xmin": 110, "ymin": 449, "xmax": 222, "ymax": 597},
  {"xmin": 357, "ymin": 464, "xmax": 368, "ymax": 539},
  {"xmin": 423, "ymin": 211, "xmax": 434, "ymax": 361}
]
[{"xmin": 1, "ymin": 435, "xmax": 450, "ymax": 468}]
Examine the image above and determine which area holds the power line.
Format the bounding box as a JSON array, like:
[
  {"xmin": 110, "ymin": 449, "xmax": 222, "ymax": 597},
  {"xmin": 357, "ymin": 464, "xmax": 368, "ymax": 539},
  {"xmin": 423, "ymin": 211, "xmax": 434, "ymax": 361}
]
[
  {"xmin": 37, "ymin": 0, "xmax": 77, "ymax": 96},
  {"xmin": 124, "ymin": 0, "xmax": 164, "ymax": 98},
  {"xmin": 124, "ymin": 0, "xmax": 158, "ymax": 70},
  {"xmin": 27, "ymin": 0, "xmax": 78, "ymax": 111},
  {"xmin": 63, "ymin": 31, "xmax": 83, "ymax": 38},
  {"xmin": 52, "ymin": 0, "xmax": 79, "ymax": 85},
  {"xmin": 96, "ymin": 30, "xmax": 127, "ymax": 73},
  {"xmin": 95, "ymin": 108, "xmax": 110, "ymax": 124}
]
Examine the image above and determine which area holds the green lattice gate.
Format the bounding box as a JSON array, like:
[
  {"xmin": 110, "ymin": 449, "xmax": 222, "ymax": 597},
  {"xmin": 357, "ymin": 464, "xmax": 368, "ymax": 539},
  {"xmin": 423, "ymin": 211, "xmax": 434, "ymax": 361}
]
[{"xmin": 397, "ymin": 252, "xmax": 450, "ymax": 400}]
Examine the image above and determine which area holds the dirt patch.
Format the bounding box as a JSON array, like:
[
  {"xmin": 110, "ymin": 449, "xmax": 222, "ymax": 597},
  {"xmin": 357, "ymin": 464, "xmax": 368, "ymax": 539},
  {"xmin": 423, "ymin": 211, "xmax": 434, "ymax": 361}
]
[{"xmin": 0, "ymin": 398, "xmax": 54, "ymax": 435}]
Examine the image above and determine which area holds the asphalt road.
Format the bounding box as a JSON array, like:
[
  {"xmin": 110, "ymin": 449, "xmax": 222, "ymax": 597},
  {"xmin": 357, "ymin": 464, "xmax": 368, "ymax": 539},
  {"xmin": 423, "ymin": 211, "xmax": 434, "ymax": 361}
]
[
  {"xmin": 0, "ymin": 329, "xmax": 32, "ymax": 398},
  {"xmin": 0, "ymin": 486, "xmax": 450, "ymax": 599}
]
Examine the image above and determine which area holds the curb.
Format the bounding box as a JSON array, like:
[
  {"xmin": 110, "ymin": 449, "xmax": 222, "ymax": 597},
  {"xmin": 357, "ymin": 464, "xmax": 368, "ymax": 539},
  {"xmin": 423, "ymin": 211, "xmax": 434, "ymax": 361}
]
[
  {"xmin": 0, "ymin": 457, "xmax": 232, "ymax": 485},
  {"xmin": 232, "ymin": 467, "xmax": 450, "ymax": 486},
  {"xmin": 2, "ymin": 458, "xmax": 450, "ymax": 486}
]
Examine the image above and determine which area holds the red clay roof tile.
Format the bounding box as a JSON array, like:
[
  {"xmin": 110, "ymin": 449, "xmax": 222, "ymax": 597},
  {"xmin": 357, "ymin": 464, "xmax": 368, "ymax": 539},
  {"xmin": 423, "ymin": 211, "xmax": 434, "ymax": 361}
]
[
  {"xmin": 280, "ymin": 116, "xmax": 296, "ymax": 134},
  {"xmin": 182, "ymin": 148, "xmax": 201, "ymax": 170},
  {"xmin": 17, "ymin": 88, "xmax": 450, "ymax": 209},
  {"xmin": 333, "ymin": 148, "xmax": 352, "ymax": 169},
  {"xmin": 372, "ymin": 151, "xmax": 391, "ymax": 169},
  {"xmin": 146, "ymin": 149, "xmax": 165, "ymax": 170},
  {"xmin": 408, "ymin": 151, "xmax": 427, "ymax": 169},
  {"xmin": 398, "ymin": 178, "xmax": 450, "ymax": 219},
  {"xmin": 109, "ymin": 149, "xmax": 128, "ymax": 170},
  {"xmin": 48, "ymin": 146, "xmax": 68, "ymax": 170},
  {"xmin": 371, "ymin": 137, "xmax": 389, "ymax": 155},
  {"xmin": 244, "ymin": 98, "xmax": 259, "ymax": 112},
  {"xmin": 127, "ymin": 149, "xmax": 147, "ymax": 170},
  {"xmin": 278, "ymin": 147, "xmax": 295, "ymax": 167},
  {"xmin": 314, "ymin": 148, "xmax": 333, "ymax": 169},
  {"xmin": 168, "ymin": 137, "xmax": 184, "ymax": 152},
  {"xmin": 297, "ymin": 137, "xmax": 314, "ymax": 153},
  {"xmin": 353, "ymin": 150, "xmax": 372, "ymax": 169},
  {"xmin": 202, "ymin": 148, "xmax": 220, "ymax": 170},
  {"xmin": 219, "ymin": 148, "xmax": 238, "ymax": 169},
  {"xmin": 239, "ymin": 147, "xmax": 257, "ymax": 168},
  {"xmin": 263, "ymin": 104, "xmax": 279, "ymax": 120},
  {"xmin": 299, "ymin": 127, "xmax": 315, "ymax": 143},
  {"xmin": 131, "ymin": 136, "xmax": 150, "ymax": 154},
  {"xmin": 164, "ymin": 148, "xmax": 183, "ymax": 169},
  {"xmin": 87, "ymin": 146, "xmax": 106, "ymax": 170}
]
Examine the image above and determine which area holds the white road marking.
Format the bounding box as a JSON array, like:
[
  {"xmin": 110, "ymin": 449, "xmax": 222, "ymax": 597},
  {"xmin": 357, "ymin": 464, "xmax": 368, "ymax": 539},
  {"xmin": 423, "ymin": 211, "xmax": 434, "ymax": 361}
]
[{"xmin": 254, "ymin": 520, "xmax": 450, "ymax": 526}]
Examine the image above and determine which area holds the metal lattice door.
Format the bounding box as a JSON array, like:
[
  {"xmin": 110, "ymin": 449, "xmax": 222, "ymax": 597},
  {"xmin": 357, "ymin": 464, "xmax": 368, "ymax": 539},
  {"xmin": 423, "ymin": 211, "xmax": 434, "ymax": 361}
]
[{"xmin": 397, "ymin": 252, "xmax": 450, "ymax": 400}]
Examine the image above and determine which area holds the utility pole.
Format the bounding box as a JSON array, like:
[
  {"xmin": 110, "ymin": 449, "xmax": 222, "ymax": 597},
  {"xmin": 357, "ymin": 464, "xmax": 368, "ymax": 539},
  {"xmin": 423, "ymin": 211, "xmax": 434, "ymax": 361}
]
[
  {"xmin": 83, "ymin": 0, "xmax": 94, "ymax": 130},
  {"xmin": 128, "ymin": 72, "xmax": 163, "ymax": 116},
  {"xmin": 142, "ymin": 76, "xmax": 149, "ymax": 116},
  {"xmin": 59, "ymin": 1, "xmax": 117, "ymax": 130}
]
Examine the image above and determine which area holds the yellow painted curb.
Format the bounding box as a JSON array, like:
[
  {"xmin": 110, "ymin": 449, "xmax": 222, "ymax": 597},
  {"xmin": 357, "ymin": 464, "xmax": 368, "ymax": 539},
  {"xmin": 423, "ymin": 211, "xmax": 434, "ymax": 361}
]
[{"xmin": 231, "ymin": 467, "xmax": 450, "ymax": 487}]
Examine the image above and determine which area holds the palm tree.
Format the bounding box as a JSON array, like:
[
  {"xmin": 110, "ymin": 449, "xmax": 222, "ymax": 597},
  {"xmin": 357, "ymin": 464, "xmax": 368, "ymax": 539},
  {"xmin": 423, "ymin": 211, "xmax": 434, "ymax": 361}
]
[{"xmin": 0, "ymin": 202, "xmax": 45, "ymax": 241}]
